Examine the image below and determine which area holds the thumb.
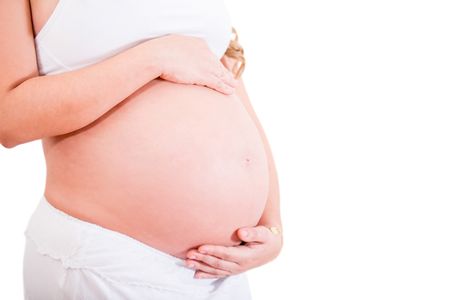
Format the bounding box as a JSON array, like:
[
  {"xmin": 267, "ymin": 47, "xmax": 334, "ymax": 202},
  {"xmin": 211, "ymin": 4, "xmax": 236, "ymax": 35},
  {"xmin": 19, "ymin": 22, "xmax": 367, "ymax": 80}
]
[{"xmin": 238, "ymin": 226, "xmax": 270, "ymax": 243}]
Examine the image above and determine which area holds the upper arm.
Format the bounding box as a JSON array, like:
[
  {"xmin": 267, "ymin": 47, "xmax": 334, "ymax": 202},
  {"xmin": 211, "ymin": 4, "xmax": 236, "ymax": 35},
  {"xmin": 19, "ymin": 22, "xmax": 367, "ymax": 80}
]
[{"xmin": 0, "ymin": 0, "xmax": 39, "ymax": 98}]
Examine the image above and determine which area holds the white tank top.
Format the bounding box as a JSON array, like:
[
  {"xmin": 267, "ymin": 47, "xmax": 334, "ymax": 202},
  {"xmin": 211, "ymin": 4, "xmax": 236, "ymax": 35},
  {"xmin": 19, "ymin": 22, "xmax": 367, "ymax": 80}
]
[{"xmin": 34, "ymin": 0, "xmax": 233, "ymax": 75}]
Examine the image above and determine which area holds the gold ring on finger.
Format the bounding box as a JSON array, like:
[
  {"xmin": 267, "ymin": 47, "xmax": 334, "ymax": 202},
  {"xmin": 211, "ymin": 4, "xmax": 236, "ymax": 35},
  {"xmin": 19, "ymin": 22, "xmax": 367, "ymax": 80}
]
[{"xmin": 267, "ymin": 226, "xmax": 281, "ymax": 235}]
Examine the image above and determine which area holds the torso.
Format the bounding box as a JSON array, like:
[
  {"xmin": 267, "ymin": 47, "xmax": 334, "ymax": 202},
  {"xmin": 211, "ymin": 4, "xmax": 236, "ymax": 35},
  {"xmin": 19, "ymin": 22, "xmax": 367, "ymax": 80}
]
[{"xmin": 30, "ymin": 0, "xmax": 269, "ymax": 259}]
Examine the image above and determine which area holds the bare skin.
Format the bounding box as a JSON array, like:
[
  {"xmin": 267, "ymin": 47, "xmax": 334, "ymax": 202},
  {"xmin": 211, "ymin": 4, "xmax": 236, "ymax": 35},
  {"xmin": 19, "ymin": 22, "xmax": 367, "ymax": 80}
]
[{"xmin": 1, "ymin": 0, "xmax": 279, "ymax": 262}]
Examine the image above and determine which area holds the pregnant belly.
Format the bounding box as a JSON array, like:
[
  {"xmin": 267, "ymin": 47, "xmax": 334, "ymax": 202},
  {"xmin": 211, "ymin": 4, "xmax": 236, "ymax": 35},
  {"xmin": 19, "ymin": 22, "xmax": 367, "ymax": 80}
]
[{"xmin": 43, "ymin": 78, "xmax": 270, "ymax": 259}]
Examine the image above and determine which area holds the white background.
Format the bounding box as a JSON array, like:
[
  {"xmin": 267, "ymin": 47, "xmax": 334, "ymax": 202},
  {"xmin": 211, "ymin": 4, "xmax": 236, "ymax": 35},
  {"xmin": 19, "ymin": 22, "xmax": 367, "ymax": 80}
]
[{"xmin": 1, "ymin": 0, "xmax": 450, "ymax": 299}]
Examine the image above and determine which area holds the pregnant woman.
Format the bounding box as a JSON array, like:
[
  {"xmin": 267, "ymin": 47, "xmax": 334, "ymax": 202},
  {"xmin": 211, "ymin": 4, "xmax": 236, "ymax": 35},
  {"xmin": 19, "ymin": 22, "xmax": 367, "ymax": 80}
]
[{"xmin": 0, "ymin": 0, "xmax": 283, "ymax": 299}]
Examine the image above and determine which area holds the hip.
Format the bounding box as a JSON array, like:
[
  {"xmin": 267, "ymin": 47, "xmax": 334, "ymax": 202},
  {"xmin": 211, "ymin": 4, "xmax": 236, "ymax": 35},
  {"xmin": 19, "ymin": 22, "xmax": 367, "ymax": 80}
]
[{"xmin": 23, "ymin": 195, "xmax": 253, "ymax": 300}]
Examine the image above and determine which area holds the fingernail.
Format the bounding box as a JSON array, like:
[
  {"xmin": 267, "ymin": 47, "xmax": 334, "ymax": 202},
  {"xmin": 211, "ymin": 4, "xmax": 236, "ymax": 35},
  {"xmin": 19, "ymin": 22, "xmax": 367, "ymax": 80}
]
[
  {"xmin": 188, "ymin": 254, "xmax": 196, "ymax": 259},
  {"xmin": 186, "ymin": 261, "xmax": 195, "ymax": 268},
  {"xmin": 241, "ymin": 230, "xmax": 248, "ymax": 237}
]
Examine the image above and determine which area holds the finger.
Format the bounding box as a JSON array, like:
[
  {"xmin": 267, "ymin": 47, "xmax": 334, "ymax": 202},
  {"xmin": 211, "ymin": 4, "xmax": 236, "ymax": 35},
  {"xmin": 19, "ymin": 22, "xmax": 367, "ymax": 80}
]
[
  {"xmin": 216, "ymin": 65, "xmax": 239, "ymax": 87},
  {"xmin": 192, "ymin": 76, "xmax": 233, "ymax": 95},
  {"xmin": 238, "ymin": 226, "xmax": 272, "ymax": 243},
  {"xmin": 185, "ymin": 259, "xmax": 232, "ymax": 277},
  {"xmin": 188, "ymin": 251, "xmax": 240, "ymax": 273},
  {"xmin": 211, "ymin": 64, "xmax": 238, "ymax": 88},
  {"xmin": 211, "ymin": 76, "xmax": 235, "ymax": 95},
  {"xmin": 197, "ymin": 245, "xmax": 247, "ymax": 263},
  {"xmin": 194, "ymin": 270, "xmax": 228, "ymax": 279}
]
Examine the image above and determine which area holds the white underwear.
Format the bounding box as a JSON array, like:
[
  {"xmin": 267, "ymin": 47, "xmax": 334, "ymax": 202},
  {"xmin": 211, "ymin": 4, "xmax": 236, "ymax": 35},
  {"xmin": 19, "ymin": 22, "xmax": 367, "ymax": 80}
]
[{"xmin": 23, "ymin": 195, "xmax": 252, "ymax": 300}]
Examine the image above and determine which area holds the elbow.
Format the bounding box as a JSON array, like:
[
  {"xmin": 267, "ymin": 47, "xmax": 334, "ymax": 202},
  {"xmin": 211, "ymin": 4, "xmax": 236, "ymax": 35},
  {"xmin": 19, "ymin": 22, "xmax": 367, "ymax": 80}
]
[
  {"xmin": 2, "ymin": 141, "xmax": 19, "ymax": 149},
  {"xmin": 0, "ymin": 135, "xmax": 19, "ymax": 149},
  {"xmin": 0, "ymin": 109, "xmax": 19, "ymax": 149},
  {"xmin": 1, "ymin": 125, "xmax": 39, "ymax": 148},
  {"xmin": 1, "ymin": 132, "xmax": 38, "ymax": 149},
  {"xmin": 0, "ymin": 97, "xmax": 20, "ymax": 148},
  {"xmin": 0, "ymin": 128, "xmax": 20, "ymax": 149},
  {"xmin": 1, "ymin": 142, "xmax": 16, "ymax": 149}
]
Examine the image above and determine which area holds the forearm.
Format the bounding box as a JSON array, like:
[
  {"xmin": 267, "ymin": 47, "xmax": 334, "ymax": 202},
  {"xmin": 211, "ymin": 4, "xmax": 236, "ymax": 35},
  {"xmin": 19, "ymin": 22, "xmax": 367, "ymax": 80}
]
[{"xmin": 0, "ymin": 40, "xmax": 161, "ymax": 148}]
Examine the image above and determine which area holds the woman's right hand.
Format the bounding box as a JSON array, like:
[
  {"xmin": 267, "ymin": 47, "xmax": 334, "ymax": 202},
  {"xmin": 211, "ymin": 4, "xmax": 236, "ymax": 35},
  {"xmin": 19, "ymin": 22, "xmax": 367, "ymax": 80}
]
[{"xmin": 150, "ymin": 34, "xmax": 238, "ymax": 95}]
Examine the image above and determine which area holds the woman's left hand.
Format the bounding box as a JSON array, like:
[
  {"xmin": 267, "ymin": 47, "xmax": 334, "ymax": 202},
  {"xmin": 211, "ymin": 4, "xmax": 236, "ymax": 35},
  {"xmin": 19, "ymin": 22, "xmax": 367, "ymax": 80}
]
[{"xmin": 184, "ymin": 225, "xmax": 283, "ymax": 279}]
